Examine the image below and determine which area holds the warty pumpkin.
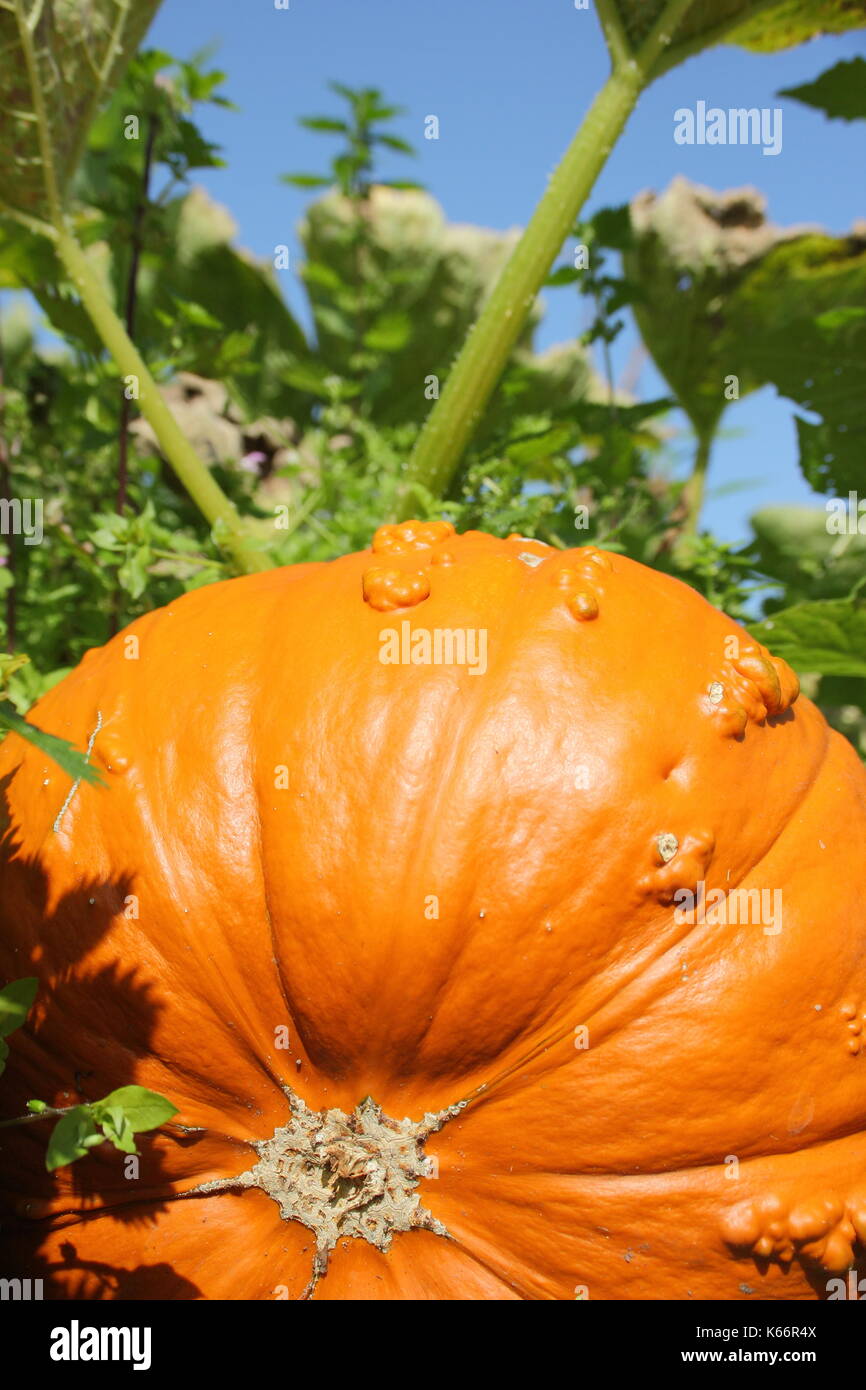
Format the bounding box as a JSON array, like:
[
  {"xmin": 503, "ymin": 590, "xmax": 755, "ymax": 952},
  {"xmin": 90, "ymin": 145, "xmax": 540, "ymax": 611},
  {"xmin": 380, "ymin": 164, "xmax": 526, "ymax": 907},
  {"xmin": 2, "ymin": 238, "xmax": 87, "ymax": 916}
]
[{"xmin": 1, "ymin": 521, "xmax": 865, "ymax": 1301}]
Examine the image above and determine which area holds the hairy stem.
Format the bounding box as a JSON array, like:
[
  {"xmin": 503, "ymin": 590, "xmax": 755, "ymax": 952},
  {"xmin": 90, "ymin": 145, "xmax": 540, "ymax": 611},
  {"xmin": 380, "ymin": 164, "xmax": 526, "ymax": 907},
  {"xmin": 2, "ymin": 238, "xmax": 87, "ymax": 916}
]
[
  {"xmin": 116, "ymin": 113, "xmax": 159, "ymax": 520},
  {"xmin": 0, "ymin": 313, "xmax": 15, "ymax": 649},
  {"xmin": 54, "ymin": 225, "xmax": 271, "ymax": 574},
  {"xmin": 397, "ymin": 0, "xmax": 695, "ymax": 514},
  {"xmin": 0, "ymin": 1105, "xmax": 68, "ymax": 1129},
  {"xmin": 678, "ymin": 427, "xmax": 714, "ymax": 549},
  {"xmin": 109, "ymin": 112, "xmax": 159, "ymax": 638}
]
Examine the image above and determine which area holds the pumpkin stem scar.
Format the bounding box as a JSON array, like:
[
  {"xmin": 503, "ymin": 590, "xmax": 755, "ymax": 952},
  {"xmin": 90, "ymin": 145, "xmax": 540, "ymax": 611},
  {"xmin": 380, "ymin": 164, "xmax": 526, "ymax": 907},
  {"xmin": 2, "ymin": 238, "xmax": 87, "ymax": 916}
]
[
  {"xmin": 52, "ymin": 710, "xmax": 103, "ymax": 834},
  {"xmin": 186, "ymin": 1092, "xmax": 462, "ymax": 1295}
]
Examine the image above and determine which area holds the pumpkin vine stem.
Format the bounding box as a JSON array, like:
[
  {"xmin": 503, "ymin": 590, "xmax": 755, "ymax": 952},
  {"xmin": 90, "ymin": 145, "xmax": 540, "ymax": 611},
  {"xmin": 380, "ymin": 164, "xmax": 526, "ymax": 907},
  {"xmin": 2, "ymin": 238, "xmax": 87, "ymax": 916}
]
[
  {"xmin": 52, "ymin": 226, "xmax": 272, "ymax": 576},
  {"xmin": 0, "ymin": 1105, "xmax": 69, "ymax": 1128},
  {"xmin": 395, "ymin": 0, "xmax": 696, "ymax": 517},
  {"xmin": 674, "ymin": 426, "xmax": 715, "ymax": 560}
]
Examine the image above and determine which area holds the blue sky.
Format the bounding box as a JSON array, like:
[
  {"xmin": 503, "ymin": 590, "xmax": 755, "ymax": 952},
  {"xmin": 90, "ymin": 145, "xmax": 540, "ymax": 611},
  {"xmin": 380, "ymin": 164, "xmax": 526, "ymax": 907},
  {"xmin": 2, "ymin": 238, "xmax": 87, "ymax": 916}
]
[{"xmin": 145, "ymin": 1, "xmax": 865, "ymax": 542}]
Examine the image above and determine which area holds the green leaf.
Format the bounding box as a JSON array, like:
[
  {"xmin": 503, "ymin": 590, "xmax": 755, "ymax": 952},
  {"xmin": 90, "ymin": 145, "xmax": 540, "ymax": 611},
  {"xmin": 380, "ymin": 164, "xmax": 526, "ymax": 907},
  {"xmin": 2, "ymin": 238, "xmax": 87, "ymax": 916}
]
[
  {"xmin": 118, "ymin": 546, "xmax": 152, "ymax": 601},
  {"xmin": 281, "ymin": 360, "xmax": 345, "ymax": 397},
  {"xmin": 362, "ymin": 310, "xmax": 412, "ymax": 353},
  {"xmin": 0, "ymin": 0, "xmax": 163, "ymax": 223},
  {"xmin": 590, "ymin": 204, "xmax": 633, "ymax": 253},
  {"xmin": 93, "ymin": 1085, "xmax": 178, "ymax": 1132},
  {"xmin": 0, "ymin": 977, "xmax": 37, "ymax": 1037},
  {"xmin": 301, "ymin": 260, "xmax": 347, "ymax": 292},
  {"xmin": 733, "ymin": 236, "xmax": 866, "ymax": 495},
  {"xmin": 604, "ymin": 1, "xmax": 866, "ymax": 77},
  {"xmin": 172, "ymin": 298, "xmax": 223, "ymax": 331},
  {"xmin": 281, "ymin": 173, "xmax": 331, "ymax": 189},
  {"xmin": 625, "ymin": 180, "xmax": 866, "ymax": 487},
  {"xmin": 95, "ymin": 1104, "xmax": 137, "ymax": 1154},
  {"xmin": 815, "ymin": 306, "xmax": 866, "ymax": 331},
  {"xmin": 328, "ymin": 80, "xmax": 364, "ymax": 107},
  {"xmin": 545, "ymin": 266, "xmax": 583, "ymax": 287},
  {"xmin": 508, "ymin": 424, "xmax": 575, "ymax": 465},
  {"xmin": 779, "ymin": 57, "xmax": 866, "ymax": 121},
  {"xmin": 750, "ymin": 599, "xmax": 866, "ymax": 678},
  {"xmin": 623, "ymin": 179, "xmax": 770, "ymax": 439},
  {"xmin": 299, "ymin": 116, "xmax": 349, "ymax": 134},
  {"xmin": 46, "ymin": 1106, "xmax": 102, "ymax": 1171},
  {"xmin": 0, "ymin": 652, "xmax": 30, "ymax": 690},
  {"xmin": 374, "ymin": 133, "xmax": 415, "ymax": 156},
  {"xmin": 0, "ymin": 702, "xmax": 105, "ymax": 786},
  {"xmin": 751, "ymin": 504, "xmax": 866, "ymax": 601},
  {"xmin": 795, "ymin": 416, "xmax": 860, "ymax": 496}
]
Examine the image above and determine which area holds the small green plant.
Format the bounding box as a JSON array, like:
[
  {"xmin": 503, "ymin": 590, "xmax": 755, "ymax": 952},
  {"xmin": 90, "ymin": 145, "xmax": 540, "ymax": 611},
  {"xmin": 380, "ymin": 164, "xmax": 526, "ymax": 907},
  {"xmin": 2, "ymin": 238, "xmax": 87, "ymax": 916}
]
[{"xmin": 0, "ymin": 977, "xmax": 176, "ymax": 1170}]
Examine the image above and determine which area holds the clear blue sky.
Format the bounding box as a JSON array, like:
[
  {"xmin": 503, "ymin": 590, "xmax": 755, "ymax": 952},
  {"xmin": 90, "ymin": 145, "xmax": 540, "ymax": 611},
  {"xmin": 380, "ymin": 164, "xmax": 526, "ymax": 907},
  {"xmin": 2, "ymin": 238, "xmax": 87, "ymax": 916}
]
[{"xmin": 145, "ymin": 0, "xmax": 865, "ymax": 543}]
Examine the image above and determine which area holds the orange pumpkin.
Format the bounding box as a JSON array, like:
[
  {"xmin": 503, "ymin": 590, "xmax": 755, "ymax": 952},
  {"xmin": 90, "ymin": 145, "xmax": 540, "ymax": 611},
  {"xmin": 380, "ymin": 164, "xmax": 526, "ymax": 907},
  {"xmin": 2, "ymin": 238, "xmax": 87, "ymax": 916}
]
[{"xmin": 1, "ymin": 521, "xmax": 865, "ymax": 1301}]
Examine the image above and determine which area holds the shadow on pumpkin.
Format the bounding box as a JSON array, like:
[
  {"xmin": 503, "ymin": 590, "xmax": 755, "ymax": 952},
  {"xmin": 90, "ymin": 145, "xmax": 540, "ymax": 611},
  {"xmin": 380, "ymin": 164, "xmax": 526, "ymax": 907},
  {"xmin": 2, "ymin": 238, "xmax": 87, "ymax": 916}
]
[
  {"xmin": 0, "ymin": 767, "xmax": 208, "ymax": 1297},
  {"xmin": 738, "ymin": 1248, "xmax": 865, "ymax": 1301},
  {"xmin": 33, "ymin": 1238, "xmax": 203, "ymax": 1300}
]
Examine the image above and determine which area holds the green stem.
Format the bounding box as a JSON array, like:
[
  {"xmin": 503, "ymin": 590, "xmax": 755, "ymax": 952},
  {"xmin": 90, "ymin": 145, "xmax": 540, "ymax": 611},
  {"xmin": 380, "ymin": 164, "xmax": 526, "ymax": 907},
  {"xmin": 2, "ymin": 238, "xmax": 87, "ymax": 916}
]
[
  {"xmin": 0, "ymin": 1105, "xmax": 67, "ymax": 1129},
  {"xmin": 677, "ymin": 427, "xmax": 714, "ymax": 551},
  {"xmin": 595, "ymin": 0, "xmax": 631, "ymax": 67},
  {"xmin": 397, "ymin": 0, "xmax": 695, "ymax": 515},
  {"xmin": 54, "ymin": 226, "xmax": 271, "ymax": 575}
]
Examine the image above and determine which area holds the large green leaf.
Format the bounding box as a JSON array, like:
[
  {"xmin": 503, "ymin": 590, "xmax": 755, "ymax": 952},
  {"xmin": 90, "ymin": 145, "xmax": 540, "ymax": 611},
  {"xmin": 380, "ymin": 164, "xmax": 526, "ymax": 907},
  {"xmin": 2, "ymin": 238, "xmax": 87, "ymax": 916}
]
[
  {"xmin": 603, "ymin": 0, "xmax": 866, "ymax": 74},
  {"xmin": 729, "ymin": 0, "xmax": 866, "ymax": 52},
  {"xmin": 622, "ymin": 179, "xmax": 782, "ymax": 439},
  {"xmin": 622, "ymin": 180, "xmax": 866, "ymax": 491},
  {"xmin": 0, "ymin": 0, "xmax": 162, "ymax": 224},
  {"xmin": 733, "ymin": 235, "xmax": 866, "ymax": 494},
  {"xmin": 751, "ymin": 598, "xmax": 866, "ymax": 678},
  {"xmin": 751, "ymin": 505, "xmax": 866, "ymax": 601}
]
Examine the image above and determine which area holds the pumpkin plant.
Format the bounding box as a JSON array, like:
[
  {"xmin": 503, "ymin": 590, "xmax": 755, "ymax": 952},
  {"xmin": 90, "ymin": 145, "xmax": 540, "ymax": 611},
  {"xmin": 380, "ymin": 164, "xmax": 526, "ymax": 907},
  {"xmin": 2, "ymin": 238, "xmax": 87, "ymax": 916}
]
[
  {"xmin": 3, "ymin": 1, "xmax": 865, "ymax": 564},
  {"xmin": 1, "ymin": 522, "xmax": 864, "ymax": 1299}
]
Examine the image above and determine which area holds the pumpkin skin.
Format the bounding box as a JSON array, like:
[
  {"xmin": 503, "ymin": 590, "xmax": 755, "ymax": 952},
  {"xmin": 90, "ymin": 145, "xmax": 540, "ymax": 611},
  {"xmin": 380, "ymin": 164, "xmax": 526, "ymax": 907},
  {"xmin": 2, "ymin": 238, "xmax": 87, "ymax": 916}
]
[{"xmin": 1, "ymin": 521, "xmax": 865, "ymax": 1302}]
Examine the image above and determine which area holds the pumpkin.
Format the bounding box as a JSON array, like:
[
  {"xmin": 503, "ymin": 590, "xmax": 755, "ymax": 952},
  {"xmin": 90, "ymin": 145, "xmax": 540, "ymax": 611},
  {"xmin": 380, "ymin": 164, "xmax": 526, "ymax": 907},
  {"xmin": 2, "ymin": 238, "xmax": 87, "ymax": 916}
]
[{"xmin": 1, "ymin": 521, "xmax": 865, "ymax": 1301}]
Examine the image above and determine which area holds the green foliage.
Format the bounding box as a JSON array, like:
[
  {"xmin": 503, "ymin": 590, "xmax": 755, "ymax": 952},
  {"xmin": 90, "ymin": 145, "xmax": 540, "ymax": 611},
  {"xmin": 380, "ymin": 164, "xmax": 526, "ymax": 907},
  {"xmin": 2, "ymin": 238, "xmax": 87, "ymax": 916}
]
[
  {"xmin": 601, "ymin": 0, "xmax": 866, "ymax": 74},
  {"xmin": 0, "ymin": 652, "xmax": 104, "ymax": 777},
  {"xmin": 733, "ymin": 236, "xmax": 866, "ymax": 496},
  {"xmin": 0, "ymin": 976, "xmax": 38, "ymax": 1076},
  {"xmin": 779, "ymin": 57, "xmax": 866, "ymax": 121},
  {"xmin": 0, "ymin": 0, "xmax": 863, "ymax": 1242},
  {"xmin": 615, "ymin": 180, "xmax": 866, "ymax": 541},
  {"xmin": 45, "ymin": 1087, "xmax": 178, "ymax": 1170},
  {"xmin": 1, "ymin": 976, "xmax": 177, "ymax": 1168},
  {"xmin": 0, "ymin": 701, "xmax": 105, "ymax": 783},
  {"xmin": 283, "ymin": 82, "xmax": 419, "ymax": 198},
  {"xmin": 750, "ymin": 505, "xmax": 866, "ymax": 604},
  {"xmin": 621, "ymin": 180, "xmax": 769, "ymax": 442},
  {"xmin": 750, "ymin": 598, "xmax": 866, "ymax": 678},
  {"xmin": 0, "ymin": 15, "xmax": 862, "ymax": 731}
]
